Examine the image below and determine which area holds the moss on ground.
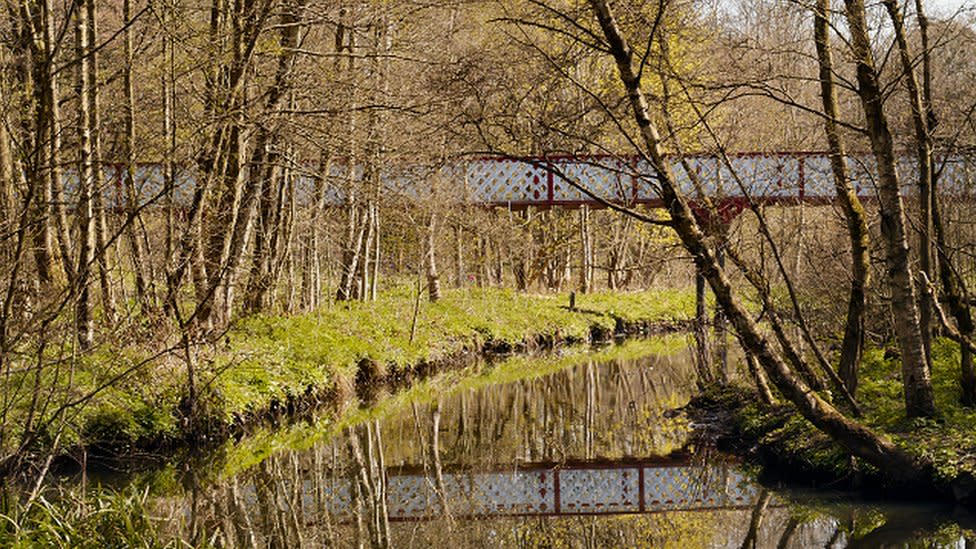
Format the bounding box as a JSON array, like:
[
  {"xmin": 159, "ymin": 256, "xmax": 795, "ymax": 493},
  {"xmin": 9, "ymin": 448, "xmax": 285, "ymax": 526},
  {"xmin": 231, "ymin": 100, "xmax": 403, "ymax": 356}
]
[{"xmin": 706, "ymin": 337, "xmax": 976, "ymax": 498}]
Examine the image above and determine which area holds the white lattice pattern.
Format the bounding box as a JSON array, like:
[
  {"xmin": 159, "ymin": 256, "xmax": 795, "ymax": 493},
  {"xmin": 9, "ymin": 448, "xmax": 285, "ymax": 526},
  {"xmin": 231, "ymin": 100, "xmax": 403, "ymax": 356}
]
[
  {"xmin": 311, "ymin": 462, "xmax": 766, "ymax": 521},
  {"xmin": 60, "ymin": 153, "xmax": 976, "ymax": 209}
]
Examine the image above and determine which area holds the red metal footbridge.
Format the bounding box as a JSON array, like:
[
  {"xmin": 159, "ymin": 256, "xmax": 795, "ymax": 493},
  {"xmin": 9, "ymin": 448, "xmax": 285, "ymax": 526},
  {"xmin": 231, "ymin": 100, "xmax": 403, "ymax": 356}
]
[
  {"xmin": 92, "ymin": 152, "xmax": 976, "ymax": 213},
  {"xmin": 444, "ymin": 152, "xmax": 976, "ymax": 209}
]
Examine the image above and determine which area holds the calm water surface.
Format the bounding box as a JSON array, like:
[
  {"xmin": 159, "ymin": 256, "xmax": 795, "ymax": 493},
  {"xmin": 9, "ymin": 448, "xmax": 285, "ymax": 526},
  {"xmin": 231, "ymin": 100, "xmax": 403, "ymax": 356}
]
[{"xmin": 119, "ymin": 343, "xmax": 976, "ymax": 547}]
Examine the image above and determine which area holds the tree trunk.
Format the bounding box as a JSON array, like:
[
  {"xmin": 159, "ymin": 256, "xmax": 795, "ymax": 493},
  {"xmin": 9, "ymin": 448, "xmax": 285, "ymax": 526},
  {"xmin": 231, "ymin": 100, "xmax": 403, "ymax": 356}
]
[
  {"xmin": 426, "ymin": 214, "xmax": 440, "ymax": 302},
  {"xmin": 0, "ymin": 87, "xmax": 15, "ymax": 260},
  {"xmin": 221, "ymin": 0, "xmax": 304, "ymax": 318},
  {"xmin": 813, "ymin": 0, "xmax": 870, "ymax": 395},
  {"xmin": 163, "ymin": 6, "xmax": 177, "ymax": 279},
  {"xmin": 370, "ymin": 202, "xmax": 380, "ymax": 301},
  {"xmin": 714, "ymin": 245, "xmax": 729, "ymax": 382},
  {"xmin": 694, "ymin": 266, "xmax": 712, "ymax": 384},
  {"xmin": 358, "ymin": 200, "xmax": 374, "ymax": 301},
  {"xmin": 87, "ymin": 0, "xmax": 116, "ymax": 326},
  {"xmin": 45, "ymin": 0, "xmax": 72, "ymax": 285},
  {"xmin": 18, "ymin": 0, "xmax": 54, "ymax": 285},
  {"xmin": 843, "ymin": 0, "xmax": 936, "ymax": 418},
  {"xmin": 933, "ymin": 180, "xmax": 976, "ymax": 405},
  {"xmin": 244, "ymin": 153, "xmax": 285, "ymax": 312},
  {"xmin": 579, "ymin": 205, "xmax": 593, "ymax": 293},
  {"xmin": 589, "ymin": 0, "xmax": 929, "ymax": 481},
  {"xmin": 123, "ymin": 0, "xmax": 153, "ymax": 314},
  {"xmin": 75, "ymin": 0, "xmax": 95, "ymax": 348},
  {"xmin": 883, "ymin": 0, "xmax": 935, "ymax": 367},
  {"xmin": 454, "ymin": 223, "xmax": 464, "ymax": 287}
]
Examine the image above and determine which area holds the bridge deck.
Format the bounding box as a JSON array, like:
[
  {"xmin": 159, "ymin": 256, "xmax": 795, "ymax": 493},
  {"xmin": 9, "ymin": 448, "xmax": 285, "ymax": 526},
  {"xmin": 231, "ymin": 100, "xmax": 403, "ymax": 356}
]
[
  {"xmin": 72, "ymin": 152, "xmax": 976, "ymax": 210},
  {"xmin": 457, "ymin": 153, "xmax": 976, "ymax": 208}
]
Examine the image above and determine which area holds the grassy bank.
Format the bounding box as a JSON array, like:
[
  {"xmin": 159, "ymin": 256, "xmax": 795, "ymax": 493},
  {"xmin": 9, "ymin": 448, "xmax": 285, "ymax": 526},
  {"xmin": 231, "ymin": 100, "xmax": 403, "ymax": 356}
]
[
  {"xmin": 696, "ymin": 338, "xmax": 976, "ymax": 501},
  {"xmin": 64, "ymin": 286, "xmax": 695, "ymax": 461},
  {"xmin": 214, "ymin": 335, "xmax": 692, "ymax": 478},
  {"xmin": 1, "ymin": 336, "xmax": 693, "ymax": 548}
]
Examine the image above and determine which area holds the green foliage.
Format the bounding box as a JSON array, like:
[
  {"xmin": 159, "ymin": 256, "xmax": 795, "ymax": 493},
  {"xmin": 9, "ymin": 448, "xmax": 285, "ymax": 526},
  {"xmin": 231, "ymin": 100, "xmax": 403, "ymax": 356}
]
[
  {"xmin": 725, "ymin": 338, "xmax": 976, "ymax": 488},
  {"xmin": 0, "ymin": 487, "xmax": 178, "ymax": 548},
  {"xmin": 9, "ymin": 286, "xmax": 695, "ymax": 463}
]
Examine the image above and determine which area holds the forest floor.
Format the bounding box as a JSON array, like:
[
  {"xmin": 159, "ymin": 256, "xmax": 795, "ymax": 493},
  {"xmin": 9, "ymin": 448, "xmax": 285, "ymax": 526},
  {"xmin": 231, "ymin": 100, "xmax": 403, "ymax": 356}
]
[
  {"xmin": 51, "ymin": 286, "xmax": 697, "ymax": 465},
  {"xmin": 691, "ymin": 338, "xmax": 976, "ymax": 503}
]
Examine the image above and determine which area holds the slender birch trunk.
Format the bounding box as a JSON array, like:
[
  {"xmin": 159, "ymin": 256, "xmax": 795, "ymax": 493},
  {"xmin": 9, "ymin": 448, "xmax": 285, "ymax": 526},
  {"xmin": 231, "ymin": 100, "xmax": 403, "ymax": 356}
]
[
  {"xmin": 813, "ymin": 0, "xmax": 870, "ymax": 394},
  {"xmin": 843, "ymin": 0, "xmax": 936, "ymax": 417},
  {"xmin": 123, "ymin": 0, "xmax": 153, "ymax": 314},
  {"xmin": 87, "ymin": 0, "xmax": 116, "ymax": 325},
  {"xmin": 44, "ymin": 0, "xmax": 72, "ymax": 285},
  {"xmin": 74, "ymin": 0, "xmax": 95, "ymax": 348}
]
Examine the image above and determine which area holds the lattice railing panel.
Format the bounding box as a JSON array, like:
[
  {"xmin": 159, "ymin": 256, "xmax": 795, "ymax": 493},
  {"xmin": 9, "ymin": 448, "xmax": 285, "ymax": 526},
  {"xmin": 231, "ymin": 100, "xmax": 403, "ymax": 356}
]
[
  {"xmin": 80, "ymin": 153, "xmax": 976, "ymax": 209},
  {"xmin": 559, "ymin": 467, "xmax": 641, "ymax": 513},
  {"xmin": 463, "ymin": 159, "xmax": 549, "ymax": 204},
  {"xmin": 552, "ymin": 158, "xmax": 633, "ymax": 203}
]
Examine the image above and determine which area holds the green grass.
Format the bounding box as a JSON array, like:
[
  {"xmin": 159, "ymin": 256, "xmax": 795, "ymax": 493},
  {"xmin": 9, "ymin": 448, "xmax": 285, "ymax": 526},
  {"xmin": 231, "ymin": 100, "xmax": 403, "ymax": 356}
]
[
  {"xmin": 0, "ymin": 487, "xmax": 179, "ymax": 548},
  {"xmin": 857, "ymin": 339, "xmax": 976, "ymax": 483},
  {"xmin": 216, "ymin": 335, "xmax": 691, "ymax": 478},
  {"xmin": 18, "ymin": 286, "xmax": 695, "ymax": 458},
  {"xmin": 214, "ymin": 286, "xmax": 696, "ymax": 419},
  {"xmin": 724, "ymin": 337, "xmax": 976, "ymax": 489}
]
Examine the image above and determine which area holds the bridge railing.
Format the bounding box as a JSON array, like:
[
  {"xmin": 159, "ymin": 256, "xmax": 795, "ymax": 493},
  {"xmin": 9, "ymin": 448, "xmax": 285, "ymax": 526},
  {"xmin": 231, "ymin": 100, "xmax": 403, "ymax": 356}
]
[{"xmin": 46, "ymin": 152, "xmax": 976, "ymax": 210}]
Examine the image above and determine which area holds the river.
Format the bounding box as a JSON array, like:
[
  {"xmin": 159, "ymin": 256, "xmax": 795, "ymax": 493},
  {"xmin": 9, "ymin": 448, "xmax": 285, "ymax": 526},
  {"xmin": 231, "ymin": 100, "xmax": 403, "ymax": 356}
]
[{"xmin": 76, "ymin": 339, "xmax": 976, "ymax": 547}]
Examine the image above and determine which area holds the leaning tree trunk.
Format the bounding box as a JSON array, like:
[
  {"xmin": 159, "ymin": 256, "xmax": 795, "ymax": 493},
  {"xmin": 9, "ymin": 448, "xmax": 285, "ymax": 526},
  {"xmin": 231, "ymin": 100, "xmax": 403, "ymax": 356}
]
[
  {"xmin": 843, "ymin": 0, "xmax": 936, "ymax": 418},
  {"xmin": 588, "ymin": 0, "xmax": 929, "ymax": 481},
  {"xmin": 813, "ymin": 0, "xmax": 870, "ymax": 395}
]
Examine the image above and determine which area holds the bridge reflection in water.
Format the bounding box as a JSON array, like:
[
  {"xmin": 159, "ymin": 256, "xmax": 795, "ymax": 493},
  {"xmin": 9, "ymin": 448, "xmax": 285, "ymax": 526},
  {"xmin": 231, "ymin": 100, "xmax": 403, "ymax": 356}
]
[{"xmin": 306, "ymin": 459, "xmax": 763, "ymax": 521}]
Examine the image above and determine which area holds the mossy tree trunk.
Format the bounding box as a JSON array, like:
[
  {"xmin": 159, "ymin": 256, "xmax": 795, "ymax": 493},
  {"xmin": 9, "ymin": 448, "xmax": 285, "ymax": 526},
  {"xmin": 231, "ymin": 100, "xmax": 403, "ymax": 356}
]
[
  {"xmin": 587, "ymin": 0, "xmax": 930, "ymax": 482},
  {"xmin": 842, "ymin": 0, "xmax": 936, "ymax": 418},
  {"xmin": 813, "ymin": 0, "xmax": 869, "ymax": 395}
]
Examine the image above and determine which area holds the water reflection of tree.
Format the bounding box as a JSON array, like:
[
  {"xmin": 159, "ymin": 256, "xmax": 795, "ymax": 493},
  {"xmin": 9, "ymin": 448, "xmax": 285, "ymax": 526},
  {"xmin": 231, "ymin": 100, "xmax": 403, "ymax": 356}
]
[
  {"xmin": 348, "ymin": 421, "xmax": 390, "ymax": 548},
  {"xmin": 375, "ymin": 353, "xmax": 698, "ymax": 467},
  {"xmin": 144, "ymin": 352, "xmax": 876, "ymax": 547}
]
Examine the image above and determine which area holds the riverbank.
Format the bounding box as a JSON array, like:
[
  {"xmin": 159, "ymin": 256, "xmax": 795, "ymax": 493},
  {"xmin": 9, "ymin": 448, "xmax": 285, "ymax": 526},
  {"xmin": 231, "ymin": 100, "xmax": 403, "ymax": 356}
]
[
  {"xmin": 44, "ymin": 286, "xmax": 696, "ymax": 468},
  {"xmin": 3, "ymin": 336, "xmax": 699, "ymax": 547},
  {"xmin": 689, "ymin": 338, "xmax": 976, "ymax": 503}
]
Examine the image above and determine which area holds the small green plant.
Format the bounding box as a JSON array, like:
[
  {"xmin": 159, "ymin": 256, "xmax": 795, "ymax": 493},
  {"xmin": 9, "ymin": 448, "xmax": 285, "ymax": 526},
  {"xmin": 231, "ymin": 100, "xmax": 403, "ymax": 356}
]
[{"xmin": 0, "ymin": 486, "xmax": 180, "ymax": 548}]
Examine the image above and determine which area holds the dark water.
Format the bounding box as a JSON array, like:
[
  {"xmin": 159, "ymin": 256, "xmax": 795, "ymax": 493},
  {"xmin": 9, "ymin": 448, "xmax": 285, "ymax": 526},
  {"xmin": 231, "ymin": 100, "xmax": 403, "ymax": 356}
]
[{"xmin": 132, "ymin": 341, "xmax": 975, "ymax": 547}]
